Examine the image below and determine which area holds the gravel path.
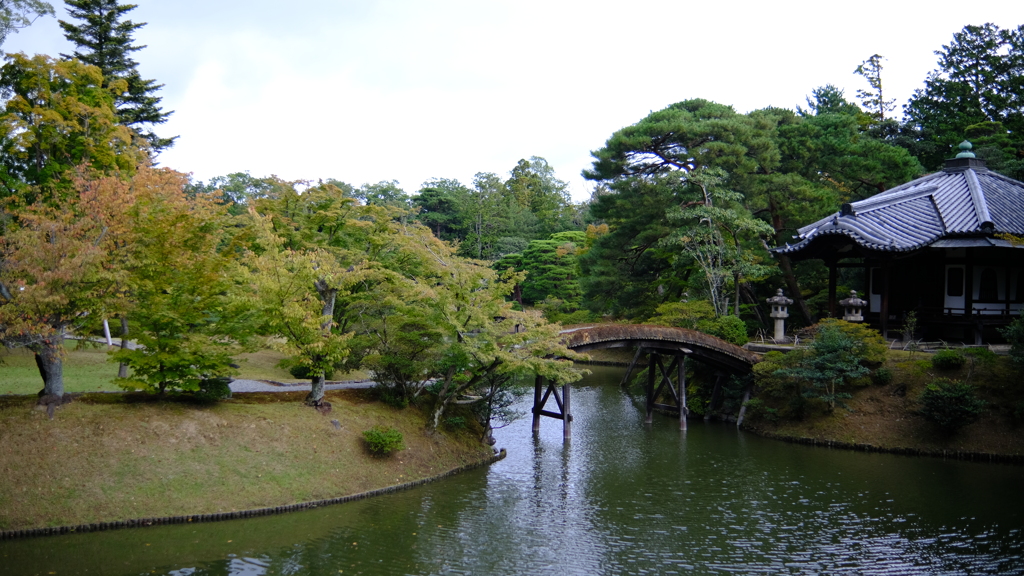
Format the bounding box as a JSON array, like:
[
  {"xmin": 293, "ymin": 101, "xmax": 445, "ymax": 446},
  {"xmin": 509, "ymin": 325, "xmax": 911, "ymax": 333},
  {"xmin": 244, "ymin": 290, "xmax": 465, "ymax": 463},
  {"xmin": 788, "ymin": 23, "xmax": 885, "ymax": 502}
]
[{"xmin": 228, "ymin": 379, "xmax": 377, "ymax": 393}]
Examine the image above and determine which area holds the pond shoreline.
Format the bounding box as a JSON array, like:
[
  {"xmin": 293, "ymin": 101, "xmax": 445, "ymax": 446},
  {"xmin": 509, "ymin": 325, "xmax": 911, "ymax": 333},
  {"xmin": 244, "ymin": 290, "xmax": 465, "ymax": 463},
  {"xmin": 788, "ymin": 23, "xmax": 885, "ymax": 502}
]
[
  {"xmin": 0, "ymin": 448, "xmax": 505, "ymax": 541},
  {"xmin": 740, "ymin": 426, "xmax": 1024, "ymax": 465}
]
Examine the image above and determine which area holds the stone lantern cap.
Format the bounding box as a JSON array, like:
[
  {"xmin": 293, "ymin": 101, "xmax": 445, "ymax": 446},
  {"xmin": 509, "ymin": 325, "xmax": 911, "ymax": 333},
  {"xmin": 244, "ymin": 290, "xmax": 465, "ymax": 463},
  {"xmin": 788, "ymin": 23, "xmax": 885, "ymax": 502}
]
[
  {"xmin": 838, "ymin": 290, "xmax": 867, "ymax": 308},
  {"xmin": 766, "ymin": 288, "xmax": 793, "ymax": 319}
]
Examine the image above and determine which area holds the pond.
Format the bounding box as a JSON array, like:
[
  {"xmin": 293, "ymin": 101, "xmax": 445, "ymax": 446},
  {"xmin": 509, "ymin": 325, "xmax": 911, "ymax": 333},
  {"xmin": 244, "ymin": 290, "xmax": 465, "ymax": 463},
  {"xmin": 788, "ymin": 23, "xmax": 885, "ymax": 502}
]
[{"xmin": 3, "ymin": 365, "xmax": 1023, "ymax": 575}]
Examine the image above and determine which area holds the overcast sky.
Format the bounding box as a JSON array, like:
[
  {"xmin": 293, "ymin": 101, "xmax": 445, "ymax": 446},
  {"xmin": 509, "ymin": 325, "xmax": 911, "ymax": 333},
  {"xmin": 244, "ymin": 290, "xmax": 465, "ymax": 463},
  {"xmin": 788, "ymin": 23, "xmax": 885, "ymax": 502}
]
[{"xmin": 5, "ymin": 1, "xmax": 1021, "ymax": 201}]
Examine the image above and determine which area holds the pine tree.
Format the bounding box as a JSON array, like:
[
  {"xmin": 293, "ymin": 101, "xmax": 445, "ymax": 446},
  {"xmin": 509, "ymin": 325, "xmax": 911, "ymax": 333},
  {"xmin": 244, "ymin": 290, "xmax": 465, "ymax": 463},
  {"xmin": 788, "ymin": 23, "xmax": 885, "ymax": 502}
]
[
  {"xmin": 854, "ymin": 54, "xmax": 895, "ymax": 122},
  {"xmin": 59, "ymin": 0, "xmax": 175, "ymax": 151}
]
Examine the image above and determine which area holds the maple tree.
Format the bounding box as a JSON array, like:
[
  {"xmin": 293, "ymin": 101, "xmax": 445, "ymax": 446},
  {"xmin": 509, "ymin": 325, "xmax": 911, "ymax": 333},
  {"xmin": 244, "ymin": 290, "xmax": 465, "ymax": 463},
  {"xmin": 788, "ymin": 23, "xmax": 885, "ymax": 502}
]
[{"xmin": 0, "ymin": 169, "xmax": 130, "ymax": 397}]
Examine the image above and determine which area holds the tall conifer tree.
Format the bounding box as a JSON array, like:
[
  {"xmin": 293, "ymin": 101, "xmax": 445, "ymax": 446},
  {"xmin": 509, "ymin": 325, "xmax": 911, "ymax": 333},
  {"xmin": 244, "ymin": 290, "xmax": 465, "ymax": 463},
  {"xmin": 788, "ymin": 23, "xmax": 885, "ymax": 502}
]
[{"xmin": 59, "ymin": 0, "xmax": 175, "ymax": 151}]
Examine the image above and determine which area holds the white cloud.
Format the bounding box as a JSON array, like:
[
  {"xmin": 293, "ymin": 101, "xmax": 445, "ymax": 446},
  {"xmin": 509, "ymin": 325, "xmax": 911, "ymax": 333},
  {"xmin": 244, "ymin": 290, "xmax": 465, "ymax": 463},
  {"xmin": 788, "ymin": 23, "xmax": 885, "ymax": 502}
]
[{"xmin": 4, "ymin": 0, "xmax": 1021, "ymax": 200}]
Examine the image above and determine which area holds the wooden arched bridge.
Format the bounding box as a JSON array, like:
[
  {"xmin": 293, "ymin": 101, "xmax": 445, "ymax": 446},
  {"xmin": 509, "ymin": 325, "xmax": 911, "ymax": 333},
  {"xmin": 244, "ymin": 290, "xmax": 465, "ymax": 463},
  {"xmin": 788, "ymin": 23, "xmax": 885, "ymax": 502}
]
[{"xmin": 533, "ymin": 324, "xmax": 760, "ymax": 439}]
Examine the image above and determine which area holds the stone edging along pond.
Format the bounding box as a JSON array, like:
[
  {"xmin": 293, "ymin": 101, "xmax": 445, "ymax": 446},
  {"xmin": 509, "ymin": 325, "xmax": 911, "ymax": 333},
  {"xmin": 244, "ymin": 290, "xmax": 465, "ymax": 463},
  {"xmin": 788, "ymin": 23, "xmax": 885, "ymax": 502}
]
[
  {"xmin": 0, "ymin": 449, "xmax": 507, "ymax": 541},
  {"xmin": 746, "ymin": 429, "xmax": 1024, "ymax": 465}
]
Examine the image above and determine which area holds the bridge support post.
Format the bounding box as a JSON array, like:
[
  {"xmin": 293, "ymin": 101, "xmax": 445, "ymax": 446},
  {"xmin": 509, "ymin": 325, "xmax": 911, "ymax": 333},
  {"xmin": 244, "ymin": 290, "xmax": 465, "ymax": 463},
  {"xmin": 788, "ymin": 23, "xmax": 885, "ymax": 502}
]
[
  {"xmin": 679, "ymin": 355, "xmax": 687, "ymax": 431},
  {"xmin": 531, "ymin": 375, "xmax": 572, "ymax": 437},
  {"xmin": 562, "ymin": 382, "xmax": 571, "ymax": 440},
  {"xmin": 643, "ymin": 347, "xmax": 690, "ymax": 428},
  {"xmin": 645, "ymin": 351, "xmax": 655, "ymax": 424},
  {"xmin": 532, "ymin": 376, "xmax": 544, "ymax": 432}
]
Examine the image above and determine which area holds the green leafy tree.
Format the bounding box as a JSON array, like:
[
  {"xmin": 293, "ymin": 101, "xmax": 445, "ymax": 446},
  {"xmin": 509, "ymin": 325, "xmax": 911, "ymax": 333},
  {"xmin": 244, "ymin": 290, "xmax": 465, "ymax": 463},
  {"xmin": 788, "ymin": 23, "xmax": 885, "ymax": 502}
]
[
  {"xmin": 423, "ymin": 254, "xmax": 583, "ymax": 430},
  {"xmin": 662, "ymin": 167, "xmax": 774, "ymax": 316},
  {"xmin": 0, "ymin": 53, "xmax": 142, "ymax": 201},
  {"xmin": 413, "ymin": 177, "xmax": 471, "ymax": 242},
  {"xmin": 508, "ymin": 230, "xmax": 585, "ymax": 308},
  {"xmin": 187, "ymin": 172, "xmax": 293, "ymax": 215},
  {"xmin": 243, "ymin": 183, "xmax": 374, "ymax": 406},
  {"xmin": 111, "ymin": 167, "xmax": 258, "ymax": 395},
  {"xmin": 777, "ymin": 323, "xmax": 869, "ymax": 411},
  {"xmin": 0, "ymin": 169, "xmax": 131, "ymax": 397},
  {"xmin": 59, "ymin": 0, "xmax": 175, "ymax": 151},
  {"xmin": 0, "ymin": 0, "xmax": 54, "ymax": 46},
  {"xmin": 505, "ymin": 156, "xmax": 573, "ymax": 235},
  {"xmin": 903, "ymin": 23, "xmax": 1024, "ymax": 171},
  {"xmin": 356, "ymin": 180, "xmax": 410, "ymax": 208}
]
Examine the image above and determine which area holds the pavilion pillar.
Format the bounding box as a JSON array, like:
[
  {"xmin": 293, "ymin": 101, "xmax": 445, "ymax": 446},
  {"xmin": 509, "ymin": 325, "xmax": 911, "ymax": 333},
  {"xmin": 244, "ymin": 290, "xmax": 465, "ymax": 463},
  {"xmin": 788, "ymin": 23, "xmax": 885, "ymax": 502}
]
[
  {"xmin": 880, "ymin": 261, "xmax": 890, "ymax": 339},
  {"xmin": 828, "ymin": 260, "xmax": 838, "ymax": 318}
]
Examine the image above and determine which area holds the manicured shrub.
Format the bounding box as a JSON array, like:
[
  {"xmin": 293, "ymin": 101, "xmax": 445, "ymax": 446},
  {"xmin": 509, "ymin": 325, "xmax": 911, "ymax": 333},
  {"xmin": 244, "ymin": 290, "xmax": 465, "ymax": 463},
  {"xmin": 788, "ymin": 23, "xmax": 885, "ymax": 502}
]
[
  {"xmin": 918, "ymin": 378, "xmax": 986, "ymax": 433},
  {"xmin": 194, "ymin": 377, "xmax": 232, "ymax": 401},
  {"xmin": 697, "ymin": 314, "xmax": 749, "ymax": 345},
  {"xmin": 998, "ymin": 317, "xmax": 1024, "ymax": 367},
  {"xmin": 872, "ymin": 367, "xmax": 893, "ymax": 386},
  {"xmin": 362, "ymin": 425, "xmax": 405, "ymax": 456},
  {"xmin": 931, "ymin": 349, "xmax": 966, "ymax": 370}
]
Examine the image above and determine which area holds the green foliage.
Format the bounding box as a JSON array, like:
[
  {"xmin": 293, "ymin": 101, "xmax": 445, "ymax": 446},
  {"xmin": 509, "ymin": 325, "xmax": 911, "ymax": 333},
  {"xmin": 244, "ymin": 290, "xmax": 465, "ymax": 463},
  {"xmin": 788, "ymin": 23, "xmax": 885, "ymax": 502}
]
[
  {"xmin": 918, "ymin": 379, "xmax": 986, "ymax": 433},
  {"xmin": 111, "ymin": 168, "xmax": 258, "ymax": 396},
  {"xmin": 647, "ymin": 300, "xmax": 716, "ymax": 329},
  {"xmin": 59, "ymin": 0, "xmax": 175, "ymax": 150},
  {"xmin": 742, "ymin": 397, "xmax": 779, "ymax": 423},
  {"xmin": 443, "ymin": 416, "xmax": 467, "ymax": 430},
  {"xmin": 872, "ymin": 367, "xmax": 893, "ymax": 386},
  {"xmin": 499, "ymin": 231, "xmax": 587, "ymax": 313},
  {"xmin": 932, "ymin": 349, "xmax": 967, "ymax": 370},
  {"xmin": 696, "ymin": 315, "xmax": 749, "ymax": 345},
  {"xmin": 998, "ymin": 317, "xmax": 1024, "ymax": 367},
  {"xmin": 0, "ymin": 0, "xmax": 54, "ymax": 46},
  {"xmin": 854, "ymin": 54, "xmax": 896, "ymax": 123},
  {"xmin": 777, "ymin": 324, "xmax": 869, "ymax": 411},
  {"xmin": 281, "ymin": 361, "xmax": 334, "ymax": 381},
  {"xmin": 902, "ymin": 23, "xmax": 1024, "ymax": 176},
  {"xmin": 815, "ymin": 319, "xmax": 888, "ymax": 365},
  {"xmin": 194, "ymin": 377, "xmax": 233, "ymax": 402},
  {"xmin": 0, "ymin": 53, "xmax": 143, "ymax": 199},
  {"xmin": 362, "ymin": 426, "xmax": 405, "ymax": 456}
]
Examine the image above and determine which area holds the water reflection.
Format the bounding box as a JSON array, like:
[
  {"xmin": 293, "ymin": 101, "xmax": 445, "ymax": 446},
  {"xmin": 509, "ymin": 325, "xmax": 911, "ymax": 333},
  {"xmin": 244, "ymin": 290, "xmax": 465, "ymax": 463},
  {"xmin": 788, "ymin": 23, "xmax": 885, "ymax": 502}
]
[{"xmin": 2, "ymin": 365, "xmax": 1022, "ymax": 575}]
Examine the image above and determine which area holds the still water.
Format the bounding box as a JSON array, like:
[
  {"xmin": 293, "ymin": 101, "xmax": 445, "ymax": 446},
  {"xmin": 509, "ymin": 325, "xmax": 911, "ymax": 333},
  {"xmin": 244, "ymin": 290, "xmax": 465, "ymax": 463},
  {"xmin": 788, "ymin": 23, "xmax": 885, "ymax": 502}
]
[{"xmin": 3, "ymin": 365, "xmax": 1023, "ymax": 575}]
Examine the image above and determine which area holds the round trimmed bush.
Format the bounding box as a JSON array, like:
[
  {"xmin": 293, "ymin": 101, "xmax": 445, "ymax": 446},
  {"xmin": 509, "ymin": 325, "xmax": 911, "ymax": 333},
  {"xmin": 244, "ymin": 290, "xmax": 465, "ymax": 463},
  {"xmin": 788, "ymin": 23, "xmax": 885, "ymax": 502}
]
[
  {"xmin": 918, "ymin": 378, "xmax": 986, "ymax": 433},
  {"xmin": 931, "ymin": 349, "xmax": 966, "ymax": 370},
  {"xmin": 362, "ymin": 425, "xmax": 405, "ymax": 456}
]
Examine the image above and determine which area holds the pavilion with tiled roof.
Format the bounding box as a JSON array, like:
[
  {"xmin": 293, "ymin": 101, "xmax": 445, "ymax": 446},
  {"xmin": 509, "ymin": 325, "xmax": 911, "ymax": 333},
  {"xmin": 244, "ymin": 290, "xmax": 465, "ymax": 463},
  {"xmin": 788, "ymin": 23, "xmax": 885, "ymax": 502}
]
[{"xmin": 774, "ymin": 142, "xmax": 1024, "ymax": 343}]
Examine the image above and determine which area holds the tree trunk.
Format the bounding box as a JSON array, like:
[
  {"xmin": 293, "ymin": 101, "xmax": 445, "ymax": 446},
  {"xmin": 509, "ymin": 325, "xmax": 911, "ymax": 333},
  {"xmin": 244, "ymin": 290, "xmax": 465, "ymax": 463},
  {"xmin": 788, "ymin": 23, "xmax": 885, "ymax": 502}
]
[
  {"xmin": 306, "ymin": 374, "xmax": 326, "ymax": 405},
  {"xmin": 118, "ymin": 317, "xmax": 129, "ymax": 378},
  {"xmin": 429, "ymin": 396, "xmax": 449, "ymax": 431},
  {"xmin": 33, "ymin": 335, "xmax": 65, "ymax": 397},
  {"xmin": 306, "ymin": 280, "xmax": 338, "ymax": 407}
]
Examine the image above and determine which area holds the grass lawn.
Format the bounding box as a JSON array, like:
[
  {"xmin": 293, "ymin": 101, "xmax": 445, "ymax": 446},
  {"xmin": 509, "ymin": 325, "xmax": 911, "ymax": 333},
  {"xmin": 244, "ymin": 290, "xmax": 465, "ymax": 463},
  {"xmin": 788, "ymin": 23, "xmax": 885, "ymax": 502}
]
[
  {"xmin": 1, "ymin": 345, "xmax": 372, "ymax": 396},
  {"xmin": 0, "ymin": 345, "xmax": 123, "ymax": 395},
  {"xmin": 0, "ymin": 389, "xmax": 491, "ymax": 531}
]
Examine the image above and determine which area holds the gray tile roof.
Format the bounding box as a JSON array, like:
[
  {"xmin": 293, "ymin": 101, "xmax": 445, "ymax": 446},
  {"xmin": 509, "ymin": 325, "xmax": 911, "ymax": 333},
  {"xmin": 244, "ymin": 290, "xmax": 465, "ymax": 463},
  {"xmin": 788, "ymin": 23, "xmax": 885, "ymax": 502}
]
[{"xmin": 774, "ymin": 159, "xmax": 1024, "ymax": 258}]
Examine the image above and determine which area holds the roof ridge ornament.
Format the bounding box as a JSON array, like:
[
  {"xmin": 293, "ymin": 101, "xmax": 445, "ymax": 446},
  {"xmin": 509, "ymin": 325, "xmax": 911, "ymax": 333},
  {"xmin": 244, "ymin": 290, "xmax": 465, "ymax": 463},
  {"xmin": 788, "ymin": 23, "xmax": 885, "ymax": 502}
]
[{"xmin": 955, "ymin": 140, "xmax": 975, "ymax": 159}]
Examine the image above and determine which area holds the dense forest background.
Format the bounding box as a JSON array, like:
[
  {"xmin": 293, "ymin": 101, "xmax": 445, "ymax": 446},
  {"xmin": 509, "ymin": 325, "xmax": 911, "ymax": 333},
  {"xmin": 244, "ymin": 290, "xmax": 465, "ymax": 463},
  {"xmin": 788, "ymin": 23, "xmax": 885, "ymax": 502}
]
[{"xmin": 1, "ymin": 2, "xmax": 1022, "ymax": 423}]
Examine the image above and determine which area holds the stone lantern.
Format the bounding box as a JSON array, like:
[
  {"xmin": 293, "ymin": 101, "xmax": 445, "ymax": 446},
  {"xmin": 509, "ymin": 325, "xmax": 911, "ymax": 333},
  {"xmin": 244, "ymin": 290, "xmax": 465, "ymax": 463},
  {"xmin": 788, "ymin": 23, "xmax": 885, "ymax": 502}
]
[
  {"xmin": 766, "ymin": 288, "xmax": 793, "ymax": 341},
  {"xmin": 839, "ymin": 290, "xmax": 867, "ymax": 322}
]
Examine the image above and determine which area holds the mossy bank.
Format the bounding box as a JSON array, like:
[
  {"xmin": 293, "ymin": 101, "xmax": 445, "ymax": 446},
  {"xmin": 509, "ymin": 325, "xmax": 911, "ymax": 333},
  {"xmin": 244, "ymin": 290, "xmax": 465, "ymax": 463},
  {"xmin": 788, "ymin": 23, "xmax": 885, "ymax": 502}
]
[
  {"xmin": 0, "ymin": 389, "xmax": 493, "ymax": 532},
  {"xmin": 741, "ymin": 350, "xmax": 1024, "ymax": 460}
]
